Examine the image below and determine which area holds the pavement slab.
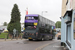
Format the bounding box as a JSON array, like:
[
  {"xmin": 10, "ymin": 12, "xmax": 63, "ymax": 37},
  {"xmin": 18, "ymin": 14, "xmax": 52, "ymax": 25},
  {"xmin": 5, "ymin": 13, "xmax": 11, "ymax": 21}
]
[{"xmin": 42, "ymin": 41, "xmax": 64, "ymax": 50}]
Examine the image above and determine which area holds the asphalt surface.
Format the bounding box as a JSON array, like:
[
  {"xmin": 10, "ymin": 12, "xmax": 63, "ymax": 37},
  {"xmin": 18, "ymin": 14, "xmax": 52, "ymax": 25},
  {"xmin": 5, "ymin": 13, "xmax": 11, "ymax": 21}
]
[
  {"xmin": 0, "ymin": 39, "xmax": 57, "ymax": 50},
  {"xmin": 42, "ymin": 40, "xmax": 64, "ymax": 50},
  {"xmin": 0, "ymin": 39, "xmax": 63, "ymax": 50}
]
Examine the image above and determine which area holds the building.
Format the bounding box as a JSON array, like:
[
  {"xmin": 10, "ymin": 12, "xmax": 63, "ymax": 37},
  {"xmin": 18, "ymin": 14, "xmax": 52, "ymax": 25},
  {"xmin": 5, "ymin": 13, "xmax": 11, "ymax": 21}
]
[
  {"xmin": 0, "ymin": 26, "xmax": 7, "ymax": 32},
  {"xmin": 61, "ymin": 0, "xmax": 75, "ymax": 50},
  {"xmin": 0, "ymin": 26, "xmax": 7, "ymax": 30},
  {"xmin": 61, "ymin": 0, "xmax": 67, "ymax": 17}
]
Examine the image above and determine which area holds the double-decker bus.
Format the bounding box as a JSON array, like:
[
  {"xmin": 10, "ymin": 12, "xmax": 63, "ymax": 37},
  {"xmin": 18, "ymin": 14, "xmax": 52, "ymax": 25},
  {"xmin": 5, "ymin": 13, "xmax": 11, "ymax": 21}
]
[{"xmin": 23, "ymin": 14, "xmax": 55, "ymax": 41}]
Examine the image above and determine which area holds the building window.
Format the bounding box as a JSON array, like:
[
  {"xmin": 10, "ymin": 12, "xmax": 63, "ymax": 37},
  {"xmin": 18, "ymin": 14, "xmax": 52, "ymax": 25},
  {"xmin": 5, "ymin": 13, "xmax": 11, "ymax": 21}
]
[{"xmin": 66, "ymin": 0, "xmax": 68, "ymax": 5}]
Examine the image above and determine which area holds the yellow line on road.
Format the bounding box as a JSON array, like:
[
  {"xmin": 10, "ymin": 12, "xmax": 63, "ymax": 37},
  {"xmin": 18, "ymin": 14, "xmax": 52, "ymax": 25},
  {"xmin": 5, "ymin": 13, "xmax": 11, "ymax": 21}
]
[{"xmin": 35, "ymin": 41, "xmax": 58, "ymax": 50}]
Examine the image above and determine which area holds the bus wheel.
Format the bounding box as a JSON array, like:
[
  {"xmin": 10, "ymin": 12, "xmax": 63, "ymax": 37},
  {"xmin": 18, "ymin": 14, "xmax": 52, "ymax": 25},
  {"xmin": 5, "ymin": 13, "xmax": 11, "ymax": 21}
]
[
  {"xmin": 49, "ymin": 37, "xmax": 53, "ymax": 40},
  {"xmin": 29, "ymin": 39, "xmax": 33, "ymax": 41}
]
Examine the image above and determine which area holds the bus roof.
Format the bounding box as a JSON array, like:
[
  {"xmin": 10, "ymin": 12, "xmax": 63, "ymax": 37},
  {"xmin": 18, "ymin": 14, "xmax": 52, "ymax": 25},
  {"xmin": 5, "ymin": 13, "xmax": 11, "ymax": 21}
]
[{"xmin": 25, "ymin": 14, "xmax": 39, "ymax": 17}]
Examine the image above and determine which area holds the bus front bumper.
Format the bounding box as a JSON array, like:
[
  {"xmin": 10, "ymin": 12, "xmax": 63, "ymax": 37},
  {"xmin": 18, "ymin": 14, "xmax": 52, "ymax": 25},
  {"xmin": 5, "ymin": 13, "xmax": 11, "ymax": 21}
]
[{"xmin": 23, "ymin": 36, "xmax": 41, "ymax": 40}]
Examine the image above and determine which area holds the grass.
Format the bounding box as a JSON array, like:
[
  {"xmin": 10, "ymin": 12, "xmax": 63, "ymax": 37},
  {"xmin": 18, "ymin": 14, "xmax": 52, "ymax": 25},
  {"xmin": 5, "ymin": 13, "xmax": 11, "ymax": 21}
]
[
  {"xmin": 0, "ymin": 33, "xmax": 8, "ymax": 39},
  {"xmin": 0, "ymin": 33, "xmax": 23, "ymax": 39},
  {"xmin": 20, "ymin": 33, "xmax": 23, "ymax": 36}
]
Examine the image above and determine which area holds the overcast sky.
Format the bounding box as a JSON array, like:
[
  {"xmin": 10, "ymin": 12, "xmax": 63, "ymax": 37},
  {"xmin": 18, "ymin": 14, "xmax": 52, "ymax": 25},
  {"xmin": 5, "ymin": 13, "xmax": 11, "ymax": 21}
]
[{"xmin": 0, "ymin": 0, "xmax": 62, "ymax": 25}]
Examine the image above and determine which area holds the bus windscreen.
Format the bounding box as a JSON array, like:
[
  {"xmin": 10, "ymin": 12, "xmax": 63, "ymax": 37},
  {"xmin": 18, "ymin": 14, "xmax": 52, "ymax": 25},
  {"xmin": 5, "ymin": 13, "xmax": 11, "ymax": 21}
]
[
  {"xmin": 25, "ymin": 23, "xmax": 37, "ymax": 29},
  {"xmin": 25, "ymin": 16, "xmax": 38, "ymax": 29}
]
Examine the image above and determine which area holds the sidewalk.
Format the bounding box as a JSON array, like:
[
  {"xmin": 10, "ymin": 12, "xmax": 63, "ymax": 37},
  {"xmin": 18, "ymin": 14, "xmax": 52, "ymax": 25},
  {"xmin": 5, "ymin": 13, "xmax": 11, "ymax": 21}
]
[
  {"xmin": 42, "ymin": 41, "xmax": 64, "ymax": 50},
  {"xmin": 0, "ymin": 39, "xmax": 24, "ymax": 42}
]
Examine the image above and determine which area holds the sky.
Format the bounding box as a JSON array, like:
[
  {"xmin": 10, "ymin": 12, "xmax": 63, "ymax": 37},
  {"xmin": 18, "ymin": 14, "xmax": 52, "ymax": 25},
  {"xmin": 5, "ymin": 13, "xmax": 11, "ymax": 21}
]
[{"xmin": 0, "ymin": 0, "xmax": 62, "ymax": 25}]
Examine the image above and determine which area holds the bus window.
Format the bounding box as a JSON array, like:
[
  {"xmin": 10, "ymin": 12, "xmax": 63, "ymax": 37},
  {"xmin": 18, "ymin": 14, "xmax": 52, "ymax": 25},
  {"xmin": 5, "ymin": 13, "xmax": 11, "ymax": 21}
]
[
  {"xmin": 25, "ymin": 17, "xmax": 28, "ymax": 20},
  {"xmin": 39, "ymin": 28, "xmax": 45, "ymax": 33},
  {"xmin": 25, "ymin": 16, "xmax": 38, "ymax": 20},
  {"xmin": 25, "ymin": 17, "xmax": 32, "ymax": 20},
  {"xmin": 25, "ymin": 25, "xmax": 37, "ymax": 29},
  {"xmin": 25, "ymin": 23, "xmax": 37, "ymax": 29},
  {"xmin": 34, "ymin": 17, "xmax": 38, "ymax": 20}
]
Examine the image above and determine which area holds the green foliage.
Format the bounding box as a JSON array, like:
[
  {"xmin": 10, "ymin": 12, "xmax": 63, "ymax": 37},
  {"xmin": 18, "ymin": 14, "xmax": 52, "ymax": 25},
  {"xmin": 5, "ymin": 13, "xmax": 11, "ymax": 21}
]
[
  {"xmin": 55, "ymin": 21, "xmax": 61, "ymax": 28},
  {"xmin": 7, "ymin": 4, "xmax": 21, "ymax": 35},
  {"xmin": 0, "ymin": 33, "xmax": 23, "ymax": 39},
  {"xmin": 3, "ymin": 22, "xmax": 8, "ymax": 26},
  {"xmin": 0, "ymin": 33, "xmax": 8, "ymax": 38}
]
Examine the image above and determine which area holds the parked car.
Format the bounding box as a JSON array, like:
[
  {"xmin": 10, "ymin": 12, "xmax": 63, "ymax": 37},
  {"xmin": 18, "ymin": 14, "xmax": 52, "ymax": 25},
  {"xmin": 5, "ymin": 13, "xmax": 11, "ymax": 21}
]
[
  {"xmin": 58, "ymin": 35, "xmax": 61, "ymax": 40},
  {"xmin": 3, "ymin": 30, "xmax": 8, "ymax": 33}
]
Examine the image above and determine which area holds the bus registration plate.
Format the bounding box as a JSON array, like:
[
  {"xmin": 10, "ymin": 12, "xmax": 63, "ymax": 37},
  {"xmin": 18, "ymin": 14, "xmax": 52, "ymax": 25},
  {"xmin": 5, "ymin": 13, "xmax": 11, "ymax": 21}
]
[{"xmin": 28, "ymin": 37, "xmax": 32, "ymax": 39}]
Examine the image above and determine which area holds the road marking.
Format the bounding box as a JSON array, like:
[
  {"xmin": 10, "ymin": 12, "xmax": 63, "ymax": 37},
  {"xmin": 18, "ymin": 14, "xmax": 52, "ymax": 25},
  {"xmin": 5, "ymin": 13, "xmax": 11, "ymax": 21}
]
[{"xmin": 35, "ymin": 41, "xmax": 59, "ymax": 50}]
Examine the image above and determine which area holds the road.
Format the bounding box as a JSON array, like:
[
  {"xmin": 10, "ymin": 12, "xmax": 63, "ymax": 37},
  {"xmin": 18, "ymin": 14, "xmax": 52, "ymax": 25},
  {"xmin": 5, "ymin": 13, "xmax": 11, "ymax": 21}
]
[{"xmin": 0, "ymin": 39, "xmax": 59, "ymax": 50}]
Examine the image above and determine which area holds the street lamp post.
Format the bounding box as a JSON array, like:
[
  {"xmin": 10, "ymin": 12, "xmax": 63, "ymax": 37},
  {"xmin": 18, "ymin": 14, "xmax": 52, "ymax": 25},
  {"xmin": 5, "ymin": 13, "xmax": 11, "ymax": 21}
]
[{"xmin": 41, "ymin": 11, "xmax": 48, "ymax": 16}]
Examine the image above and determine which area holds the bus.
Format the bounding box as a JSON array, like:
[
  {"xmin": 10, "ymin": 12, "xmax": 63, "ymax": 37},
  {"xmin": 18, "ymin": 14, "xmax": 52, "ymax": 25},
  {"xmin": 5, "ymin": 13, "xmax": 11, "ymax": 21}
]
[{"xmin": 23, "ymin": 14, "xmax": 55, "ymax": 41}]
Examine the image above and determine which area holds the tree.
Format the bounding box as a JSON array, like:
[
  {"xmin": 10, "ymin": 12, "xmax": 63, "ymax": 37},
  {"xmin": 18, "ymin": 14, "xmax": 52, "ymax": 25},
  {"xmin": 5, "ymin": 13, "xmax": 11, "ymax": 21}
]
[
  {"xmin": 55, "ymin": 21, "xmax": 61, "ymax": 28},
  {"xmin": 7, "ymin": 4, "xmax": 21, "ymax": 35},
  {"xmin": 3, "ymin": 22, "xmax": 8, "ymax": 26}
]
